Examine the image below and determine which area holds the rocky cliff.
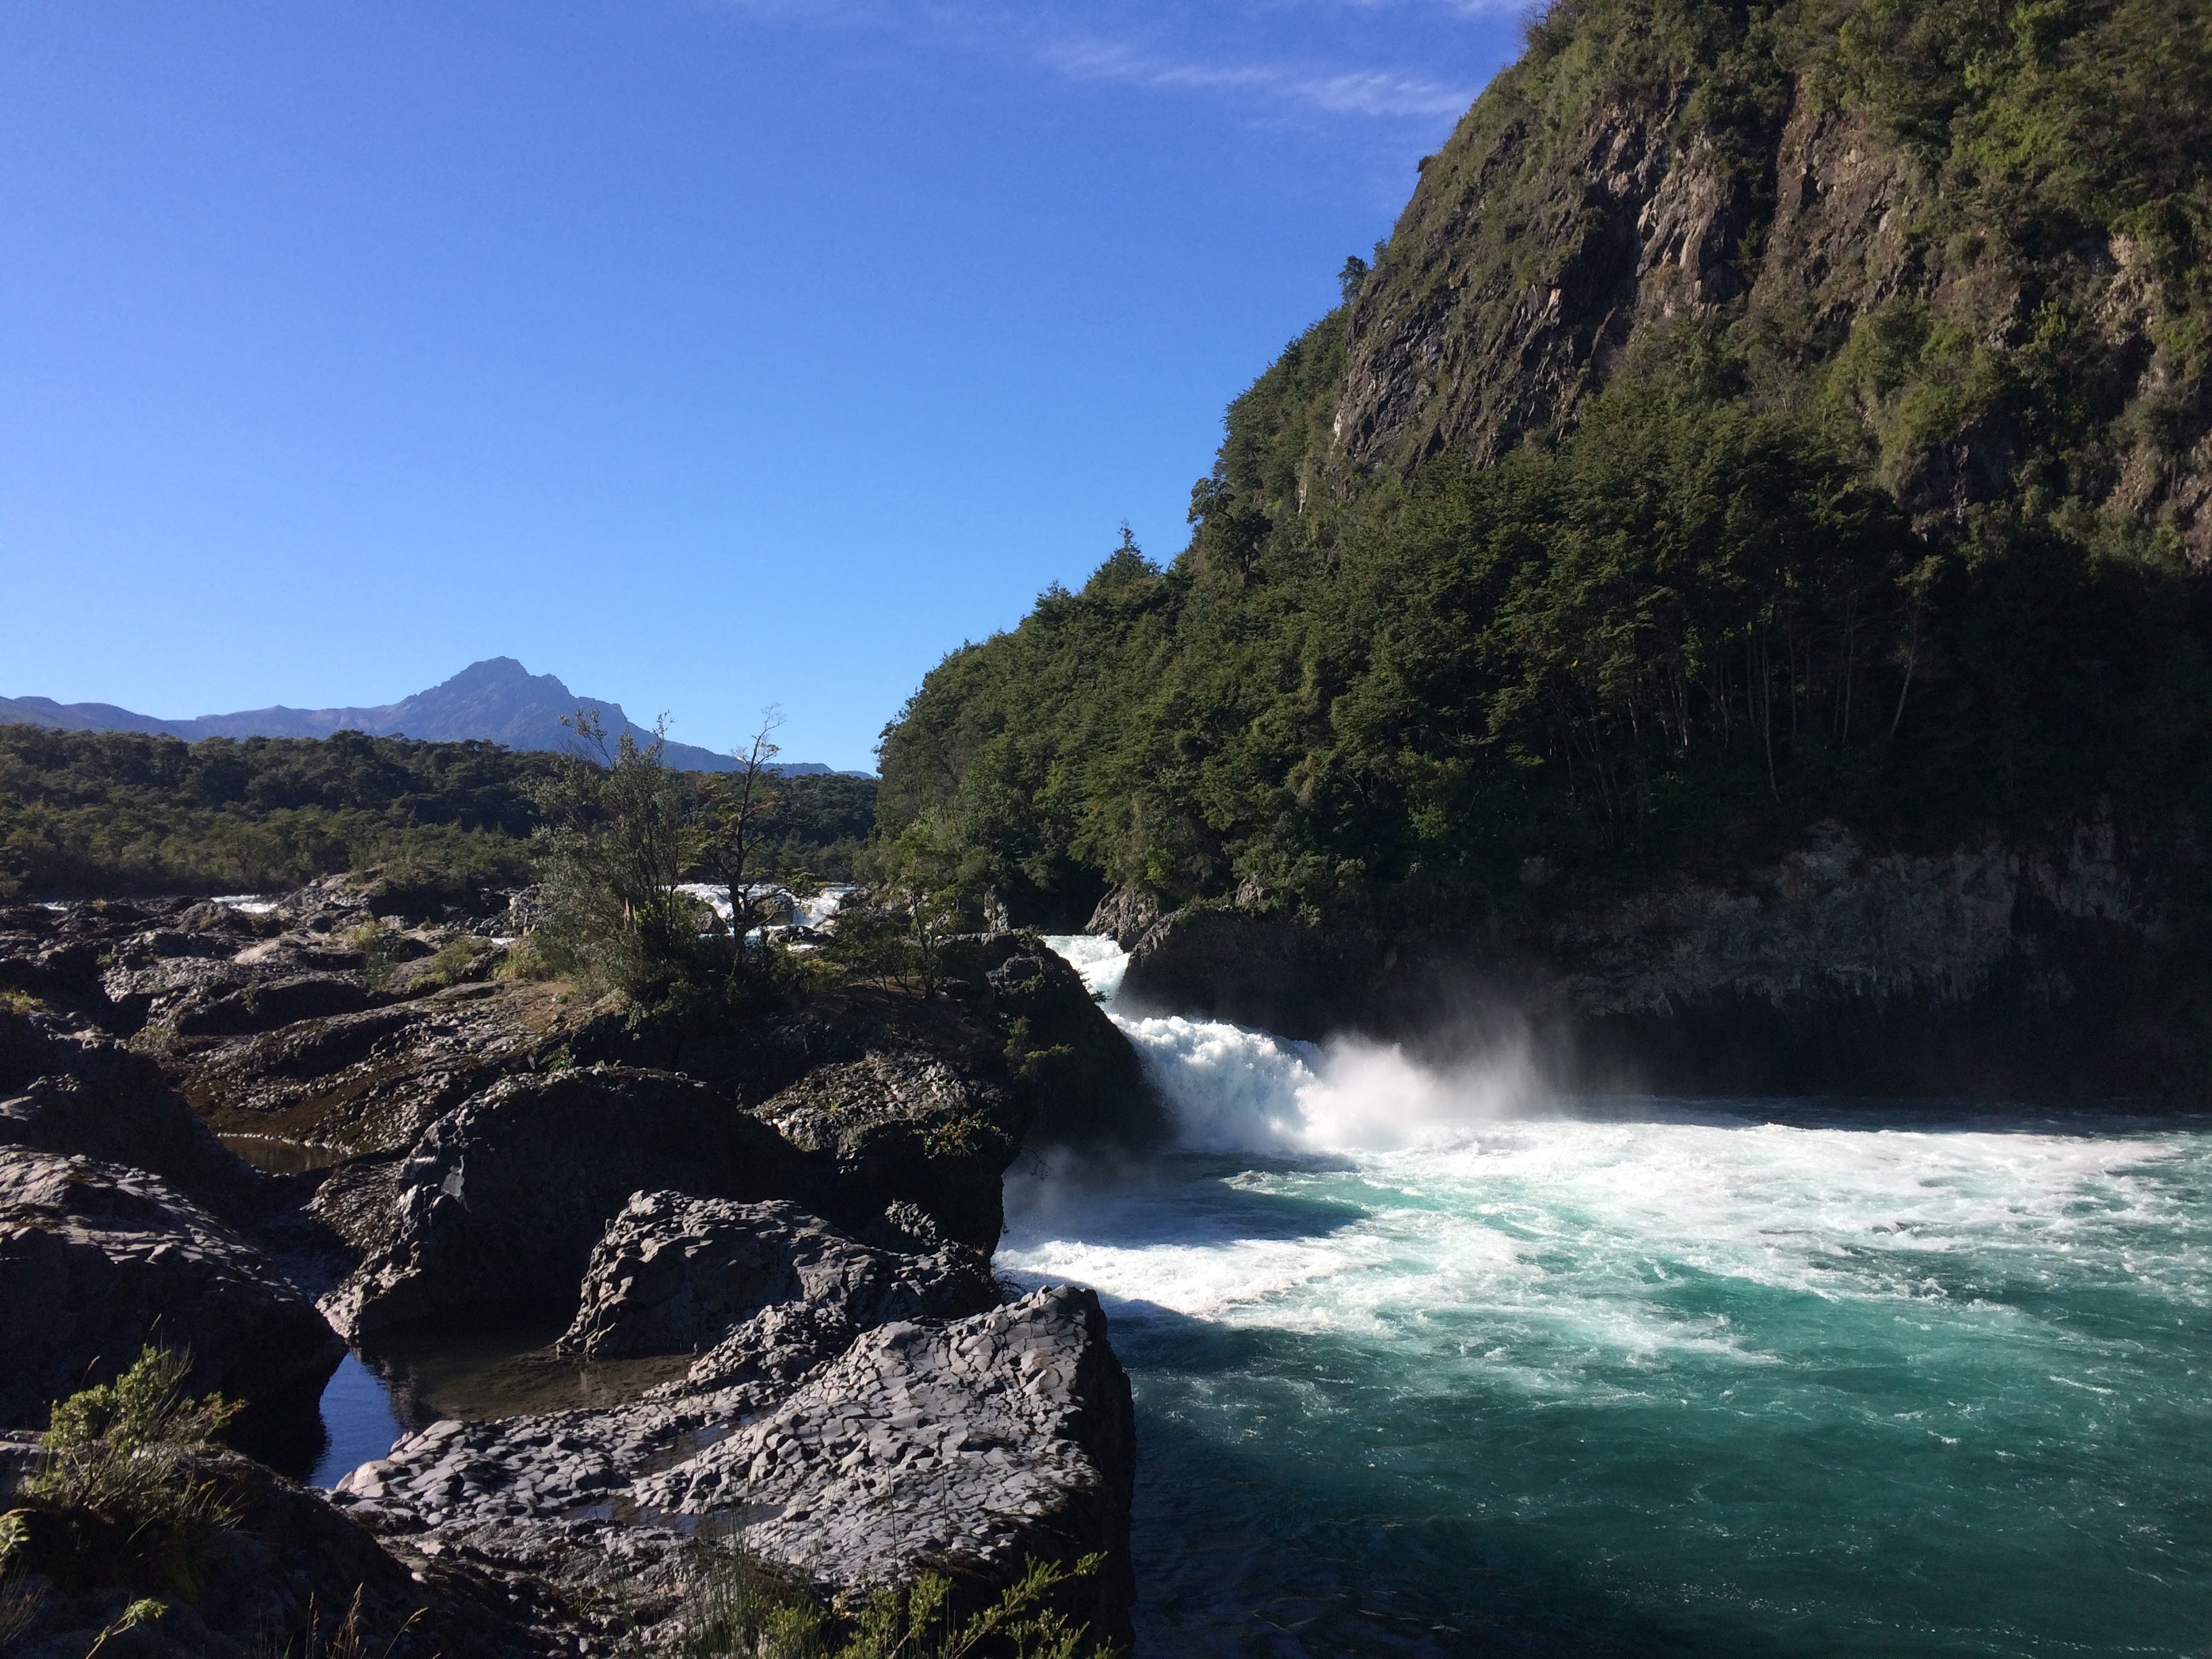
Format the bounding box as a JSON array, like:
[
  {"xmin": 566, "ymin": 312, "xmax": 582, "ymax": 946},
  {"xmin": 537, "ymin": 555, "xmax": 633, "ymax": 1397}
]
[{"xmin": 1333, "ymin": 20, "xmax": 2209, "ymax": 556}]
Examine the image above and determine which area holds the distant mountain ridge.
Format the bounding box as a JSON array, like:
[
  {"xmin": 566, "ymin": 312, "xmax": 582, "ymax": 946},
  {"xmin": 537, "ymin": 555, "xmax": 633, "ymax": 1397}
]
[{"xmin": 0, "ymin": 657, "xmax": 853, "ymax": 776}]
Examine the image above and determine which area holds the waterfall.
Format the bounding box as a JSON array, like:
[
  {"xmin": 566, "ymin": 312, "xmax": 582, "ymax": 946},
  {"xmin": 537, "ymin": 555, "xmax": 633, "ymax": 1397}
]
[{"xmin": 1042, "ymin": 933, "xmax": 1536, "ymax": 1153}]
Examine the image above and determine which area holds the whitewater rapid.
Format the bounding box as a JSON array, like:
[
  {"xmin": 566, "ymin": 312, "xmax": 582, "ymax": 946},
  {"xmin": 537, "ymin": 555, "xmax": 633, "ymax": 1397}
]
[{"xmin": 1014, "ymin": 934, "xmax": 2212, "ymax": 1656}]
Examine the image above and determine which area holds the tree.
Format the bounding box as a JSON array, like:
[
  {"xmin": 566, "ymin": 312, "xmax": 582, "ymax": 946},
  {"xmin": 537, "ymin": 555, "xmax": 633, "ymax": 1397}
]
[
  {"xmin": 531, "ymin": 711, "xmax": 698, "ymax": 995},
  {"xmin": 694, "ymin": 712, "xmax": 792, "ymax": 997}
]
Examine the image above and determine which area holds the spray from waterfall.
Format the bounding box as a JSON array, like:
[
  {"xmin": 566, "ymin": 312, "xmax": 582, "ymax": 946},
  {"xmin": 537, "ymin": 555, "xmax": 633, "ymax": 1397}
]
[{"xmin": 1042, "ymin": 934, "xmax": 1540, "ymax": 1155}]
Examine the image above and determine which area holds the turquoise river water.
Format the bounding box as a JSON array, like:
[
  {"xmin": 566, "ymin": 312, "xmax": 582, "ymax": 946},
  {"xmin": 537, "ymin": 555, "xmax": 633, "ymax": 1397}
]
[{"xmin": 998, "ymin": 936, "xmax": 2212, "ymax": 1656}]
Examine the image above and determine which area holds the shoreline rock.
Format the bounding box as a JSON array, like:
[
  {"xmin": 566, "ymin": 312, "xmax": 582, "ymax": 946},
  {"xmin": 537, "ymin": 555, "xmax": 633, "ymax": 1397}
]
[
  {"xmin": 332, "ymin": 1284, "xmax": 1136, "ymax": 1653},
  {"xmin": 0, "ymin": 1149, "xmax": 342, "ymax": 1431},
  {"xmin": 1115, "ymin": 819, "xmax": 2209, "ymax": 1098},
  {"xmin": 559, "ymin": 1191, "xmax": 996, "ymax": 1361}
]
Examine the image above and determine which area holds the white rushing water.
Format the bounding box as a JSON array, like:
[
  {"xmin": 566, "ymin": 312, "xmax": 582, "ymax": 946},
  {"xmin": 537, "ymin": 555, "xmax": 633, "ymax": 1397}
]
[
  {"xmin": 1015, "ymin": 933, "xmax": 2212, "ymax": 1656},
  {"xmin": 675, "ymin": 882, "xmax": 850, "ymax": 933}
]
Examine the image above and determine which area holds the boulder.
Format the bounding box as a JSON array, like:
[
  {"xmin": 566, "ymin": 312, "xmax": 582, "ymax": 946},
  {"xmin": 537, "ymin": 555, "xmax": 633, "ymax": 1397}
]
[
  {"xmin": 321, "ymin": 1067, "xmax": 808, "ymax": 1340},
  {"xmin": 0, "ymin": 1006, "xmax": 266, "ymax": 1222},
  {"xmin": 962, "ymin": 937, "xmax": 1166, "ymax": 1147},
  {"xmin": 0, "ymin": 1149, "xmax": 341, "ymax": 1431},
  {"xmin": 1085, "ymin": 885, "xmax": 1162, "ymax": 949},
  {"xmin": 1118, "ymin": 899, "xmax": 1359, "ymax": 1037},
  {"xmin": 558, "ymin": 1192, "xmax": 995, "ymax": 1359},
  {"xmin": 641, "ymin": 1284, "xmax": 1136, "ymax": 1645},
  {"xmin": 332, "ymin": 1286, "xmax": 1136, "ymax": 1653},
  {"xmin": 754, "ymin": 1050, "xmax": 1021, "ymax": 1251}
]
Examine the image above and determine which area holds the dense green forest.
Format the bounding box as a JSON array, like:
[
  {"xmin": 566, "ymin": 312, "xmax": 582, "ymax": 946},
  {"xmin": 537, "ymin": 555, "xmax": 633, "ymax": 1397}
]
[
  {"xmin": 877, "ymin": 0, "xmax": 2212, "ymax": 928},
  {"xmin": 0, "ymin": 726, "xmax": 877, "ymax": 901}
]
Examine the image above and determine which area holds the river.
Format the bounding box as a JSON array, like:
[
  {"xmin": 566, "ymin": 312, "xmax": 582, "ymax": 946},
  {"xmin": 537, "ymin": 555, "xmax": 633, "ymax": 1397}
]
[{"xmin": 1006, "ymin": 935, "xmax": 2212, "ymax": 1656}]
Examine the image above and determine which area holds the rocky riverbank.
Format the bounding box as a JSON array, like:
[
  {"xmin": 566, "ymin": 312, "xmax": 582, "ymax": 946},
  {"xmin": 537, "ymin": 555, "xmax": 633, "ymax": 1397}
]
[
  {"xmin": 1109, "ymin": 817, "xmax": 2209, "ymax": 1099},
  {"xmin": 0, "ymin": 882, "xmax": 1155, "ymax": 1654}
]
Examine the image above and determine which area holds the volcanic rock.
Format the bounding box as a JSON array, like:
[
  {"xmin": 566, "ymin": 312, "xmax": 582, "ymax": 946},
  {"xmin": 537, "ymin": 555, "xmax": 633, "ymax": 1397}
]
[
  {"xmin": 0, "ymin": 1149, "xmax": 340, "ymax": 1430},
  {"xmin": 320, "ymin": 1067, "xmax": 806, "ymax": 1340},
  {"xmin": 0, "ymin": 1005, "xmax": 265, "ymax": 1223},
  {"xmin": 331, "ymin": 1286, "xmax": 1135, "ymax": 1651},
  {"xmin": 558, "ymin": 1192, "xmax": 995, "ymax": 1360}
]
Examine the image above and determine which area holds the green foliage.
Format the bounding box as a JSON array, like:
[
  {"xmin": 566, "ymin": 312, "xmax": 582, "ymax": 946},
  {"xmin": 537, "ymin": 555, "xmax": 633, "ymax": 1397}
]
[
  {"xmin": 30, "ymin": 1346, "xmax": 238, "ymax": 1517},
  {"xmin": 352, "ymin": 918, "xmax": 398, "ymax": 993},
  {"xmin": 15, "ymin": 1346, "xmax": 240, "ymax": 1600},
  {"xmin": 0, "ymin": 1510, "xmax": 41, "ymax": 1650},
  {"xmin": 529, "ymin": 715, "xmax": 838, "ymax": 1023},
  {"xmin": 875, "ymin": 0, "xmax": 2212, "ymax": 924},
  {"xmin": 85, "ymin": 1598, "xmax": 168, "ymax": 1657},
  {"xmin": 818, "ymin": 902, "xmax": 952, "ymax": 998},
  {"xmin": 0, "ymin": 725, "xmax": 878, "ymax": 901},
  {"xmin": 251, "ymin": 1588, "xmax": 424, "ymax": 1659},
  {"xmin": 409, "ymin": 933, "xmax": 497, "ymax": 991},
  {"xmin": 0, "ymin": 726, "xmax": 548, "ymax": 901},
  {"xmin": 531, "ymin": 716, "xmax": 705, "ymax": 998},
  {"xmin": 674, "ymin": 1540, "xmax": 1113, "ymax": 1659}
]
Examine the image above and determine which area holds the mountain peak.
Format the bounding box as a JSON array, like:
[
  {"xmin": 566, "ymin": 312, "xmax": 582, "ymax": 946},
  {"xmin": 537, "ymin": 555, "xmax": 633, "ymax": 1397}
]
[{"xmin": 2, "ymin": 662, "xmax": 865, "ymax": 776}]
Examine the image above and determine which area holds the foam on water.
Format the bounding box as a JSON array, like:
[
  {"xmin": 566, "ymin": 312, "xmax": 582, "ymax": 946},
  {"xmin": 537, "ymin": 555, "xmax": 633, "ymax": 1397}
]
[{"xmin": 1025, "ymin": 933, "xmax": 2212, "ymax": 1654}]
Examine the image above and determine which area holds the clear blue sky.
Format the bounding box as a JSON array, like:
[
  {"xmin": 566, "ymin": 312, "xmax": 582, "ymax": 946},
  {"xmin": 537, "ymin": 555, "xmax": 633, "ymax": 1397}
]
[{"xmin": 1, "ymin": 1, "xmax": 1524, "ymax": 771}]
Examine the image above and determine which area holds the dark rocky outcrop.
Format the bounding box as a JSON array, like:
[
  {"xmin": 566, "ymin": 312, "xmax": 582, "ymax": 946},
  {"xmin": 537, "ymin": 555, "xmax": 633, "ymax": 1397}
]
[
  {"xmin": 320, "ymin": 1067, "xmax": 806, "ymax": 1340},
  {"xmin": 161, "ymin": 972, "xmax": 380, "ymax": 1040},
  {"xmin": 956, "ymin": 937, "xmax": 1166, "ymax": 1147},
  {"xmin": 1115, "ymin": 902, "xmax": 1361, "ymax": 1039},
  {"xmin": 558, "ymin": 1192, "xmax": 996, "ymax": 1360},
  {"xmin": 332, "ymin": 1286, "xmax": 1136, "ymax": 1652},
  {"xmin": 1086, "ymin": 887, "xmax": 1162, "ymax": 951},
  {"xmin": 0, "ymin": 1150, "xmax": 341, "ymax": 1431},
  {"xmin": 0, "ymin": 892, "xmax": 1150, "ymax": 1650},
  {"xmin": 0, "ymin": 1435, "xmax": 573, "ymax": 1658},
  {"xmin": 752, "ymin": 1051, "xmax": 1022, "ymax": 1252},
  {"xmin": 0, "ymin": 1006, "xmax": 265, "ymax": 1223},
  {"xmin": 1120, "ymin": 819, "xmax": 2205, "ymax": 1096},
  {"xmin": 167, "ymin": 981, "xmax": 570, "ymax": 1155}
]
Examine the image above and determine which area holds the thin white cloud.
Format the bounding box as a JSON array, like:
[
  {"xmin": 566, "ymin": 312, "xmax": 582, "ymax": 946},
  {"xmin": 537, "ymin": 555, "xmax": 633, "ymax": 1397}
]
[{"xmin": 1042, "ymin": 37, "xmax": 1473, "ymax": 119}]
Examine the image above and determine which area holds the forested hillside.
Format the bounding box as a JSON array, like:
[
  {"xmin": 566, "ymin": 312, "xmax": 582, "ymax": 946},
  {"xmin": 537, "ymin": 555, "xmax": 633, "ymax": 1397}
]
[
  {"xmin": 0, "ymin": 726, "xmax": 877, "ymax": 899},
  {"xmin": 878, "ymin": 0, "xmax": 2212, "ymax": 933}
]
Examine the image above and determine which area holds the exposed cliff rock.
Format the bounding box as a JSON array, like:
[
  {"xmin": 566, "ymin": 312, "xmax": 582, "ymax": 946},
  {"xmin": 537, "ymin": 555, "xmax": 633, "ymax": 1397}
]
[
  {"xmin": 0, "ymin": 1149, "xmax": 341, "ymax": 1430},
  {"xmin": 1336, "ymin": 9, "xmax": 2210, "ymax": 555},
  {"xmin": 1122, "ymin": 819, "xmax": 2204, "ymax": 1095}
]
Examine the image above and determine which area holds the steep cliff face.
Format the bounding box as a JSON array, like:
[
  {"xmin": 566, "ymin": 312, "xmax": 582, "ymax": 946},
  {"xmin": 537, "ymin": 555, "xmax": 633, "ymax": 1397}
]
[{"xmin": 1330, "ymin": 0, "xmax": 2211, "ymax": 555}]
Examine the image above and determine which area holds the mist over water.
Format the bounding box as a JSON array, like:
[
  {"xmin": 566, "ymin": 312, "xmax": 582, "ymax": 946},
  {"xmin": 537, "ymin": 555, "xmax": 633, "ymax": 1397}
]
[{"xmin": 1022, "ymin": 936, "xmax": 2212, "ymax": 1656}]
